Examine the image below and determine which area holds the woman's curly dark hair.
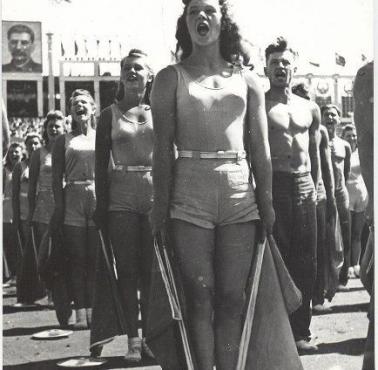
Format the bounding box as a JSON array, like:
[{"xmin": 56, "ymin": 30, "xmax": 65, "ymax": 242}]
[{"xmin": 175, "ymin": 0, "xmax": 242, "ymax": 63}]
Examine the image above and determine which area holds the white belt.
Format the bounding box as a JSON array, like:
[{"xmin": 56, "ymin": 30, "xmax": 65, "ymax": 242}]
[
  {"xmin": 113, "ymin": 165, "xmax": 152, "ymax": 172},
  {"xmin": 178, "ymin": 150, "xmax": 246, "ymax": 160},
  {"xmin": 38, "ymin": 186, "xmax": 52, "ymax": 192},
  {"xmin": 67, "ymin": 180, "xmax": 94, "ymax": 185}
]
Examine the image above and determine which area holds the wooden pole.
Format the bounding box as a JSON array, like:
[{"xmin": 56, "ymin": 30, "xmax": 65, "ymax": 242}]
[{"xmin": 47, "ymin": 33, "xmax": 55, "ymax": 111}]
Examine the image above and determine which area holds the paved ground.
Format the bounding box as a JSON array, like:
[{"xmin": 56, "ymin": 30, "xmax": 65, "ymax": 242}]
[{"xmin": 3, "ymin": 277, "xmax": 370, "ymax": 370}]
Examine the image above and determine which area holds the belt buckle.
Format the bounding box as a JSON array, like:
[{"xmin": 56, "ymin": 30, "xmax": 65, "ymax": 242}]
[
  {"xmin": 192, "ymin": 151, "xmax": 201, "ymax": 159},
  {"xmin": 236, "ymin": 151, "xmax": 245, "ymax": 162}
]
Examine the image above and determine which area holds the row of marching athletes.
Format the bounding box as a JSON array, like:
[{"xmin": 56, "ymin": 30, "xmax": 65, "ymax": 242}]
[
  {"xmin": 3, "ymin": 3, "xmax": 306, "ymax": 369},
  {"xmin": 3, "ymin": 49, "xmax": 155, "ymax": 362},
  {"xmin": 4, "ymin": 2, "xmax": 305, "ymax": 370},
  {"xmin": 3, "ymin": 116, "xmax": 64, "ymax": 306}
]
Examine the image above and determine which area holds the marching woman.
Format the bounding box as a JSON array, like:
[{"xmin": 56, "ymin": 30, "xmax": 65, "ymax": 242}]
[
  {"xmin": 12, "ymin": 133, "xmax": 44, "ymax": 304},
  {"xmin": 28, "ymin": 110, "xmax": 69, "ymax": 323},
  {"xmin": 50, "ymin": 89, "xmax": 99, "ymax": 330},
  {"xmin": 28, "ymin": 111, "xmax": 65, "ymax": 262},
  {"xmin": 342, "ymin": 124, "xmax": 368, "ymax": 277},
  {"xmin": 90, "ymin": 49, "xmax": 154, "ymax": 362},
  {"xmin": 149, "ymin": 1, "xmax": 303, "ymax": 369},
  {"xmin": 3, "ymin": 143, "xmax": 23, "ymax": 284}
]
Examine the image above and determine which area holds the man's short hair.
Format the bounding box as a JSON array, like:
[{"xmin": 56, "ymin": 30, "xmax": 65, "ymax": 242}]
[
  {"xmin": 7, "ymin": 24, "xmax": 35, "ymax": 43},
  {"xmin": 321, "ymin": 104, "xmax": 341, "ymax": 117},
  {"xmin": 265, "ymin": 37, "xmax": 297, "ymax": 62}
]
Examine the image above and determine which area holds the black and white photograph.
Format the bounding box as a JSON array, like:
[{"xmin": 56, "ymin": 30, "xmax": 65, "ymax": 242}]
[
  {"xmin": 2, "ymin": 20, "xmax": 43, "ymax": 73},
  {"xmin": 1, "ymin": 0, "xmax": 375, "ymax": 369}
]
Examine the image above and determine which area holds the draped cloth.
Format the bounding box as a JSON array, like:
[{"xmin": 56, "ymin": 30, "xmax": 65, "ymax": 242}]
[
  {"xmin": 90, "ymin": 233, "xmax": 128, "ymax": 350},
  {"xmin": 38, "ymin": 229, "xmax": 73, "ymax": 326},
  {"xmin": 17, "ymin": 225, "xmax": 45, "ymax": 303},
  {"xmin": 324, "ymin": 212, "xmax": 344, "ymax": 301},
  {"xmin": 146, "ymin": 235, "xmax": 304, "ymax": 370}
]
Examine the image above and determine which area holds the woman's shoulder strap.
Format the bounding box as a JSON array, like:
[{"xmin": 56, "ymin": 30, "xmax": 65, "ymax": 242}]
[
  {"xmin": 98, "ymin": 105, "xmax": 113, "ymax": 139},
  {"xmin": 101, "ymin": 105, "xmax": 114, "ymax": 122}
]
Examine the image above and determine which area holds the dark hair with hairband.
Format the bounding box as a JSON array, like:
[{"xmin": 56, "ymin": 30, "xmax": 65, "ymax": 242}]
[{"xmin": 116, "ymin": 49, "xmax": 154, "ymax": 105}]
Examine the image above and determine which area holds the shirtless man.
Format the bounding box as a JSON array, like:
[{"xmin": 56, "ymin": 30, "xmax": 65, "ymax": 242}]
[
  {"xmin": 321, "ymin": 104, "xmax": 351, "ymax": 290},
  {"xmin": 265, "ymin": 37, "xmax": 320, "ymax": 351},
  {"xmin": 292, "ymin": 85, "xmax": 337, "ymax": 312}
]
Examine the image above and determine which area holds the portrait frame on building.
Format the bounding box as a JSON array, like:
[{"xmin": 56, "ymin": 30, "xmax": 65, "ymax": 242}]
[{"xmin": 2, "ymin": 20, "xmax": 43, "ymax": 74}]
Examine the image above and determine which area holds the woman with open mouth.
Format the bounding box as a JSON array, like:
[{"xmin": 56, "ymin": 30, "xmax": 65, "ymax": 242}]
[
  {"xmin": 89, "ymin": 49, "xmax": 155, "ymax": 362},
  {"xmin": 149, "ymin": 0, "xmax": 303, "ymax": 369},
  {"xmin": 50, "ymin": 89, "xmax": 99, "ymax": 330}
]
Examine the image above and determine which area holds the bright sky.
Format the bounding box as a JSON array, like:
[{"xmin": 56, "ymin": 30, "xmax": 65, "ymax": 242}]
[{"xmin": 2, "ymin": 0, "xmax": 374, "ymax": 75}]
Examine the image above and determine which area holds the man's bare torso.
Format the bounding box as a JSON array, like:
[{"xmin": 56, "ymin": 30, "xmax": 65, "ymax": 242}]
[{"xmin": 266, "ymin": 93, "xmax": 314, "ymax": 173}]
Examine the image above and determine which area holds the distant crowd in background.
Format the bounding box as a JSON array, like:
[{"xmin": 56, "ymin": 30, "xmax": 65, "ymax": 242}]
[{"xmin": 8, "ymin": 116, "xmax": 72, "ymax": 141}]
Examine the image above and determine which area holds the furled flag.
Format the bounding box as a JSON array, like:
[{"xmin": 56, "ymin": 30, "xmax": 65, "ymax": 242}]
[
  {"xmin": 335, "ymin": 52, "xmax": 346, "ymax": 66},
  {"xmin": 60, "ymin": 41, "xmax": 65, "ymax": 57},
  {"xmin": 84, "ymin": 39, "xmax": 88, "ymax": 58},
  {"xmin": 74, "ymin": 40, "xmax": 79, "ymax": 56}
]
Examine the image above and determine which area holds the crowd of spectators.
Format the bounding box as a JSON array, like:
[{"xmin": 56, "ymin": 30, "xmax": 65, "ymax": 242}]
[
  {"xmin": 9, "ymin": 116, "xmax": 72, "ymax": 143},
  {"xmin": 9, "ymin": 117, "xmax": 44, "ymax": 142}
]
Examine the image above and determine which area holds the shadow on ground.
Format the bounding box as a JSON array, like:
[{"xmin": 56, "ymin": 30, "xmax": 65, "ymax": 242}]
[
  {"xmin": 313, "ymin": 302, "xmax": 368, "ymax": 316},
  {"xmin": 3, "ymin": 305, "xmax": 50, "ymax": 314},
  {"xmin": 336, "ymin": 286, "xmax": 366, "ymax": 293},
  {"xmin": 300, "ymin": 338, "xmax": 366, "ymax": 357},
  {"xmin": 3, "ymin": 325, "xmax": 61, "ymax": 337},
  {"xmin": 4, "ymin": 356, "xmax": 160, "ymax": 369}
]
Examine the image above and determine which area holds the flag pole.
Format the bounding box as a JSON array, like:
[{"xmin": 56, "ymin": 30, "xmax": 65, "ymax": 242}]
[
  {"xmin": 153, "ymin": 235, "xmax": 195, "ymax": 370},
  {"xmin": 236, "ymin": 237, "xmax": 267, "ymax": 370},
  {"xmin": 47, "ymin": 33, "xmax": 55, "ymax": 111}
]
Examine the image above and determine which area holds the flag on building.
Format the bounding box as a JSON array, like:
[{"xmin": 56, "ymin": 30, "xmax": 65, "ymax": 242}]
[
  {"xmin": 74, "ymin": 40, "xmax": 79, "ymax": 55},
  {"xmin": 84, "ymin": 39, "xmax": 88, "ymax": 57},
  {"xmin": 60, "ymin": 41, "xmax": 65, "ymax": 57},
  {"xmin": 335, "ymin": 52, "xmax": 346, "ymax": 66}
]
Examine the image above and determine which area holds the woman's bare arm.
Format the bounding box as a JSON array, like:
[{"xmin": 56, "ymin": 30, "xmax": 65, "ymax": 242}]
[
  {"xmin": 245, "ymin": 71, "xmax": 275, "ymax": 234},
  {"xmin": 12, "ymin": 162, "xmax": 22, "ymax": 230},
  {"xmin": 27, "ymin": 148, "xmax": 41, "ymax": 223},
  {"xmin": 150, "ymin": 66, "xmax": 177, "ymax": 235},
  {"xmin": 50, "ymin": 134, "xmax": 66, "ymax": 233},
  {"xmin": 94, "ymin": 107, "xmax": 112, "ymax": 229}
]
